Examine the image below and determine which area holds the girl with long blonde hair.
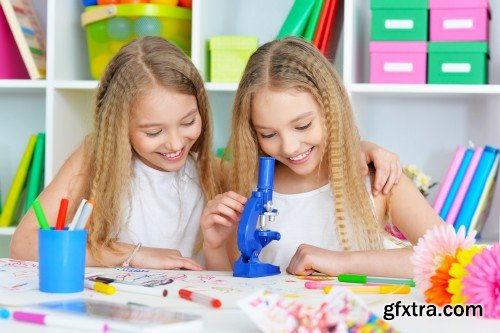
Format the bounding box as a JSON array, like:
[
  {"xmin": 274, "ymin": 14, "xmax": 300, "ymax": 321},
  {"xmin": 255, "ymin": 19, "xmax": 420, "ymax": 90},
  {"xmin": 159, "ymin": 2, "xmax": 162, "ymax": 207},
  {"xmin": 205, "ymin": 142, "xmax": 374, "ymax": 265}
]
[
  {"xmin": 11, "ymin": 37, "xmax": 219, "ymax": 269},
  {"xmin": 201, "ymin": 37, "xmax": 443, "ymax": 278}
]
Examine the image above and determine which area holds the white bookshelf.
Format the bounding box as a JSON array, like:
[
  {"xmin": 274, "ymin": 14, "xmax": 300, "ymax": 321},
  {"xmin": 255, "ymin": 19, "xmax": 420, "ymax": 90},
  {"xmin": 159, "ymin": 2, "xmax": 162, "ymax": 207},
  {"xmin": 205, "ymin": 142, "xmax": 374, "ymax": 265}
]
[
  {"xmin": 0, "ymin": 0, "xmax": 498, "ymax": 241},
  {"xmin": 344, "ymin": 0, "xmax": 500, "ymax": 242}
]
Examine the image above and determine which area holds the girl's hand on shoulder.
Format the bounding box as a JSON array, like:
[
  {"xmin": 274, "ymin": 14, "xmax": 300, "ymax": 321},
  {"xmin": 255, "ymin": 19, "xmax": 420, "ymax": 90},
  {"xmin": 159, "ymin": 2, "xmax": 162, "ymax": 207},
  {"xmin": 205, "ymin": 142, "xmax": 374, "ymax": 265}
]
[
  {"xmin": 133, "ymin": 247, "xmax": 202, "ymax": 271},
  {"xmin": 201, "ymin": 191, "xmax": 247, "ymax": 250},
  {"xmin": 360, "ymin": 141, "xmax": 402, "ymax": 196},
  {"xmin": 286, "ymin": 244, "xmax": 343, "ymax": 277}
]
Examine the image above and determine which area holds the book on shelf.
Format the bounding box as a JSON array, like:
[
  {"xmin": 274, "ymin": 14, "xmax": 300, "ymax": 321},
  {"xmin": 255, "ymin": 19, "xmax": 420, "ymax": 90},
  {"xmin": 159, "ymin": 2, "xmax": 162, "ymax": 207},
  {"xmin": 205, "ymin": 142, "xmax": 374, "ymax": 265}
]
[
  {"xmin": 277, "ymin": 0, "xmax": 316, "ymax": 39},
  {"xmin": 455, "ymin": 146, "xmax": 499, "ymax": 232},
  {"xmin": 445, "ymin": 146, "xmax": 484, "ymax": 225},
  {"xmin": 433, "ymin": 146, "xmax": 467, "ymax": 213},
  {"xmin": 318, "ymin": 0, "xmax": 340, "ymax": 55},
  {"xmin": 0, "ymin": 0, "xmax": 46, "ymax": 79},
  {"xmin": 303, "ymin": 0, "xmax": 324, "ymax": 42},
  {"xmin": 24, "ymin": 132, "xmax": 44, "ymax": 213},
  {"xmin": 439, "ymin": 148, "xmax": 474, "ymax": 220},
  {"xmin": 0, "ymin": 134, "xmax": 37, "ymax": 227},
  {"xmin": 312, "ymin": 0, "xmax": 332, "ymax": 47},
  {"xmin": 0, "ymin": 4, "xmax": 29, "ymax": 79},
  {"xmin": 277, "ymin": 0, "xmax": 341, "ymax": 57},
  {"xmin": 470, "ymin": 153, "xmax": 500, "ymax": 236}
]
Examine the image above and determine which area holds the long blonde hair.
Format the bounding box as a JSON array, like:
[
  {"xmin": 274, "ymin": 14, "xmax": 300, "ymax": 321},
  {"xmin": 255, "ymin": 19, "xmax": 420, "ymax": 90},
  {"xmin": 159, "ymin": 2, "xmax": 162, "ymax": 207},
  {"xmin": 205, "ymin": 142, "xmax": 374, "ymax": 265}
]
[
  {"xmin": 84, "ymin": 36, "xmax": 219, "ymax": 261},
  {"xmin": 226, "ymin": 37, "xmax": 384, "ymax": 252}
]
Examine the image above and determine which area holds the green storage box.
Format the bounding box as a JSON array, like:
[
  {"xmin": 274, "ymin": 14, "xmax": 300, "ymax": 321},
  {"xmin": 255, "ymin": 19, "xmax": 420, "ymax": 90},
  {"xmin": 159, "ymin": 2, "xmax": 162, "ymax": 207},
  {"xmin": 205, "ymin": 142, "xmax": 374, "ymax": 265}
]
[
  {"xmin": 371, "ymin": 0, "xmax": 428, "ymax": 41},
  {"xmin": 428, "ymin": 42, "xmax": 488, "ymax": 84},
  {"xmin": 209, "ymin": 36, "xmax": 258, "ymax": 83}
]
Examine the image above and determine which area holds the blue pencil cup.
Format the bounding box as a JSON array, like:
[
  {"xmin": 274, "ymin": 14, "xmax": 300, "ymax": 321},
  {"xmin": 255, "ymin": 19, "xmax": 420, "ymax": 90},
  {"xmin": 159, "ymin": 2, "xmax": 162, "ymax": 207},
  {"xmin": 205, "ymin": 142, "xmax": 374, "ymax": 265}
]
[{"xmin": 38, "ymin": 228, "xmax": 87, "ymax": 293}]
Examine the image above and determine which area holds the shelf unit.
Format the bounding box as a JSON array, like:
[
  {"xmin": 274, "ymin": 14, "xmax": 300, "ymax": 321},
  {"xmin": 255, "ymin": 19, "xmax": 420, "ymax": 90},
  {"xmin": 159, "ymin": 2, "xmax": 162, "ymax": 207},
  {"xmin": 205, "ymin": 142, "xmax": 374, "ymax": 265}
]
[
  {"xmin": 0, "ymin": 0, "xmax": 498, "ymax": 241},
  {"xmin": 344, "ymin": 0, "xmax": 500, "ymax": 242}
]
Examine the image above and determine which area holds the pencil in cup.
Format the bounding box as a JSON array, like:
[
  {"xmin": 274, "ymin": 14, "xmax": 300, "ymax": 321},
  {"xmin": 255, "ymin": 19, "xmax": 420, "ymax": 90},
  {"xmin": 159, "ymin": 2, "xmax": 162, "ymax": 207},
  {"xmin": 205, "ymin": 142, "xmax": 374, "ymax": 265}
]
[
  {"xmin": 32, "ymin": 200, "xmax": 50, "ymax": 230},
  {"xmin": 55, "ymin": 198, "xmax": 69, "ymax": 230},
  {"xmin": 73, "ymin": 199, "xmax": 94, "ymax": 230},
  {"xmin": 323, "ymin": 285, "xmax": 411, "ymax": 295},
  {"xmin": 68, "ymin": 198, "xmax": 87, "ymax": 230}
]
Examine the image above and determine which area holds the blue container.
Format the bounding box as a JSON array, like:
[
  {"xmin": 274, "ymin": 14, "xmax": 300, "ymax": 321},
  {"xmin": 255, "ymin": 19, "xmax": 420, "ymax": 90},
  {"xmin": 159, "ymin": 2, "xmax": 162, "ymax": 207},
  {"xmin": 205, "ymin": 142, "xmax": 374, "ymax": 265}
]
[{"xmin": 38, "ymin": 228, "xmax": 87, "ymax": 293}]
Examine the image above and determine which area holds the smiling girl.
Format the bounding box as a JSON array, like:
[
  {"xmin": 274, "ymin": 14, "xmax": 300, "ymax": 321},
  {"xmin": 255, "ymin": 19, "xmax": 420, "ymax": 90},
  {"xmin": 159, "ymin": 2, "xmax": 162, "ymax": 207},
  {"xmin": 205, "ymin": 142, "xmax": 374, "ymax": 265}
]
[
  {"xmin": 202, "ymin": 37, "xmax": 444, "ymax": 278},
  {"xmin": 11, "ymin": 37, "xmax": 217, "ymax": 269}
]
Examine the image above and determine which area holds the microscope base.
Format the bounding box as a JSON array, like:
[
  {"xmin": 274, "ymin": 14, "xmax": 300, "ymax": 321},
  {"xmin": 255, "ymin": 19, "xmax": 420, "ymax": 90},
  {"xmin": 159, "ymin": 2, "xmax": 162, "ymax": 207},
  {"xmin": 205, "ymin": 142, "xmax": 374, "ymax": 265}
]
[{"xmin": 233, "ymin": 256, "xmax": 281, "ymax": 278}]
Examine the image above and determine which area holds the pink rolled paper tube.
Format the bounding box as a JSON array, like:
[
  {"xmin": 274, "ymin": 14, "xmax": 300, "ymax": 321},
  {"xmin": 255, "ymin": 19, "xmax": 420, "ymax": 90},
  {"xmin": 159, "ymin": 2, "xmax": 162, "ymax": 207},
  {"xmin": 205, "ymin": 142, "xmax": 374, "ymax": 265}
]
[
  {"xmin": 446, "ymin": 146, "xmax": 484, "ymax": 225},
  {"xmin": 433, "ymin": 147, "xmax": 466, "ymax": 213}
]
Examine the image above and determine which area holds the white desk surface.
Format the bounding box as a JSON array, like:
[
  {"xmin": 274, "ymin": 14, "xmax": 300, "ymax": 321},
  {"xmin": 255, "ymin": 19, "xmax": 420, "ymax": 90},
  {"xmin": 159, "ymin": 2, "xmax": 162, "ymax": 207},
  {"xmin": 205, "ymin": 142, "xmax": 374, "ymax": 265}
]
[{"xmin": 1, "ymin": 271, "xmax": 498, "ymax": 333}]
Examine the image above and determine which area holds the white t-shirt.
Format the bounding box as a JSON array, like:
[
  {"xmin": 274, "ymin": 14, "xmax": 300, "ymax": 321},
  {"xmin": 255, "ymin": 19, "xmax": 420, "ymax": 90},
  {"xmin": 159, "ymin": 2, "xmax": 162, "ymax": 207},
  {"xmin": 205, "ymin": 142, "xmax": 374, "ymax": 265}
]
[{"xmin": 117, "ymin": 155, "xmax": 204, "ymax": 258}]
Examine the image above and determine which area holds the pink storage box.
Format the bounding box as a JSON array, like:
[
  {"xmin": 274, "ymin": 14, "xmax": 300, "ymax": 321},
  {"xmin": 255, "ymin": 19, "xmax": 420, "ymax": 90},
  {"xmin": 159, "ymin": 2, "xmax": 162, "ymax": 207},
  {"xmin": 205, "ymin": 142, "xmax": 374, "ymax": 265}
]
[
  {"xmin": 430, "ymin": 0, "xmax": 490, "ymax": 41},
  {"xmin": 0, "ymin": 6, "xmax": 29, "ymax": 79},
  {"xmin": 370, "ymin": 42, "xmax": 427, "ymax": 84}
]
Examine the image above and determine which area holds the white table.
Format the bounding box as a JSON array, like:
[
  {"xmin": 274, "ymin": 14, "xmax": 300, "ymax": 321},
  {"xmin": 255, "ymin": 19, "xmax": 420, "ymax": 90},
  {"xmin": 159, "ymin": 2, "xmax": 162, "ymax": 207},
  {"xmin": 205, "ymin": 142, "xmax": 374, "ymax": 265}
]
[{"xmin": 1, "ymin": 272, "xmax": 498, "ymax": 333}]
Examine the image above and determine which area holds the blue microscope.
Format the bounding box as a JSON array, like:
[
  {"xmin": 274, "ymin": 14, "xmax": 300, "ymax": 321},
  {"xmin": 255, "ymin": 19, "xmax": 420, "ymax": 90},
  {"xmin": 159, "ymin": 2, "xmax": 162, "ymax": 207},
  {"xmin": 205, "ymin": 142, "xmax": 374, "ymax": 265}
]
[{"xmin": 233, "ymin": 157, "xmax": 281, "ymax": 278}]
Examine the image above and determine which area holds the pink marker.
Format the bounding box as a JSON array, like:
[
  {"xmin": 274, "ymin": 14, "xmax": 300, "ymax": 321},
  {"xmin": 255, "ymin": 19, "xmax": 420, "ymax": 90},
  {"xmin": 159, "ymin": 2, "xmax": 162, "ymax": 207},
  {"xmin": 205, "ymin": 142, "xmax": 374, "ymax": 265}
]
[
  {"xmin": 13, "ymin": 311, "xmax": 109, "ymax": 332},
  {"xmin": 304, "ymin": 281, "xmax": 336, "ymax": 289},
  {"xmin": 179, "ymin": 288, "xmax": 222, "ymax": 308}
]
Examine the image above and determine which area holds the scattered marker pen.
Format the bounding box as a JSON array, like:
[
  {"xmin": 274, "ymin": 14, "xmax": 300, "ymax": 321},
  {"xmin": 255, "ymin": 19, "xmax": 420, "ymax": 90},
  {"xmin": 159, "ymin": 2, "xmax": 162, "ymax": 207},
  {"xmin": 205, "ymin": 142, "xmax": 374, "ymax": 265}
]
[
  {"xmin": 178, "ymin": 288, "xmax": 222, "ymax": 308},
  {"xmin": 338, "ymin": 274, "xmax": 415, "ymax": 287},
  {"xmin": 84, "ymin": 280, "xmax": 116, "ymax": 295},
  {"xmin": 304, "ymin": 281, "xmax": 336, "ymax": 289},
  {"xmin": 0, "ymin": 307, "xmax": 10, "ymax": 319},
  {"xmin": 88, "ymin": 278, "xmax": 168, "ymax": 297},
  {"xmin": 12, "ymin": 311, "xmax": 109, "ymax": 332},
  {"xmin": 324, "ymin": 285, "xmax": 411, "ymax": 295}
]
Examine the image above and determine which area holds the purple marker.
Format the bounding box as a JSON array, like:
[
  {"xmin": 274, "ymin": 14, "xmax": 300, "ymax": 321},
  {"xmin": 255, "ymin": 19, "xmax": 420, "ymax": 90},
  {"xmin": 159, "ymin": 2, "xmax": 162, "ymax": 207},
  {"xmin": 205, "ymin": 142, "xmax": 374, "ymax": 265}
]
[{"xmin": 13, "ymin": 311, "xmax": 109, "ymax": 332}]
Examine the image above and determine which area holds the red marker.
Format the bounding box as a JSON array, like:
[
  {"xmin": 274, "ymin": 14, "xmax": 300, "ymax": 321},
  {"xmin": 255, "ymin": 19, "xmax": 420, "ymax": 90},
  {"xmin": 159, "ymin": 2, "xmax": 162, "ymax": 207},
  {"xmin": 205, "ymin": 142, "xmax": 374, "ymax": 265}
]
[
  {"xmin": 178, "ymin": 288, "xmax": 222, "ymax": 308},
  {"xmin": 55, "ymin": 198, "xmax": 69, "ymax": 230}
]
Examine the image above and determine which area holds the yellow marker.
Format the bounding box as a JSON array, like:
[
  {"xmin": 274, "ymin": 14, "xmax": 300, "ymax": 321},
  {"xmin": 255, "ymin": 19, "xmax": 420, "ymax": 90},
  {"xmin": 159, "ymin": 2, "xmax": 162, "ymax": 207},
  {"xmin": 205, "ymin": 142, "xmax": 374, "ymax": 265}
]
[
  {"xmin": 84, "ymin": 280, "xmax": 116, "ymax": 295},
  {"xmin": 323, "ymin": 285, "xmax": 411, "ymax": 295}
]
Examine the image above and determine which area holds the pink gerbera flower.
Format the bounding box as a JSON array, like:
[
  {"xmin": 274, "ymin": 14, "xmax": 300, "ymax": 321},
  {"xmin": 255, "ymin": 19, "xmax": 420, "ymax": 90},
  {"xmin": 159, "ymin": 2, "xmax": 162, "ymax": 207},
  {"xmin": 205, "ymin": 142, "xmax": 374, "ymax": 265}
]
[
  {"xmin": 411, "ymin": 224, "xmax": 476, "ymax": 293},
  {"xmin": 462, "ymin": 244, "xmax": 500, "ymax": 319}
]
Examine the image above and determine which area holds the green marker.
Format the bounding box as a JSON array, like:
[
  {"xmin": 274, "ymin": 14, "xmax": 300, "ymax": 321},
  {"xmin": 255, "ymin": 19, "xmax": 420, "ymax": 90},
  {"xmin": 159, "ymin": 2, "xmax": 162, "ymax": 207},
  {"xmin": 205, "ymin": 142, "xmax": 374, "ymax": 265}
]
[
  {"xmin": 33, "ymin": 200, "xmax": 50, "ymax": 230},
  {"xmin": 338, "ymin": 274, "xmax": 415, "ymax": 287}
]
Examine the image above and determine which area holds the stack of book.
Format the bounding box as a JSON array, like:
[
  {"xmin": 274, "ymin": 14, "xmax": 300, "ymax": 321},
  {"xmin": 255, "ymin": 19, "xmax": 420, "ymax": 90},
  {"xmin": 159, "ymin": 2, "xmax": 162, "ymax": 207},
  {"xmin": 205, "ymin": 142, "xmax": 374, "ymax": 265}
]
[
  {"xmin": 276, "ymin": 0, "xmax": 341, "ymax": 56},
  {"xmin": 433, "ymin": 145, "xmax": 499, "ymax": 236},
  {"xmin": 0, "ymin": 0, "xmax": 45, "ymax": 79},
  {"xmin": 0, "ymin": 133, "xmax": 45, "ymax": 227}
]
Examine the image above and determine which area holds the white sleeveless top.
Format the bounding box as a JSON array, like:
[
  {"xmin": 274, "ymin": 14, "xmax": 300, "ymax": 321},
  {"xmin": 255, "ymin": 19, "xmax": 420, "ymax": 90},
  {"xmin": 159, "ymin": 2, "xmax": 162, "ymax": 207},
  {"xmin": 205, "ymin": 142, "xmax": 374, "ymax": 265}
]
[
  {"xmin": 259, "ymin": 180, "xmax": 400, "ymax": 269},
  {"xmin": 260, "ymin": 183, "xmax": 352, "ymax": 269},
  {"xmin": 117, "ymin": 155, "xmax": 204, "ymax": 258}
]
